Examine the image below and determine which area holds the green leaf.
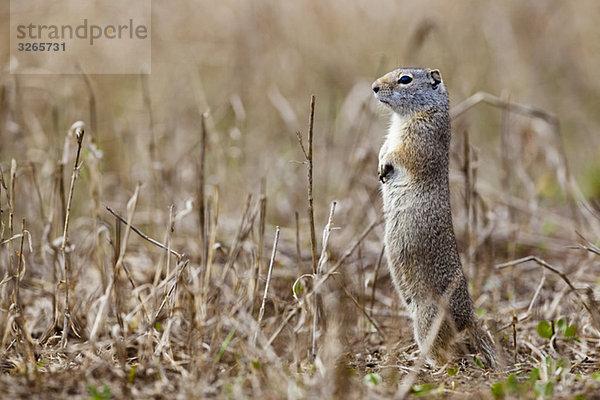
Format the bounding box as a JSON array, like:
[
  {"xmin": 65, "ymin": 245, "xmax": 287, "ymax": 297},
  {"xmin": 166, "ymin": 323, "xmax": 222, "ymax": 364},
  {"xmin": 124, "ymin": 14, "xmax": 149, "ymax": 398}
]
[
  {"xmin": 87, "ymin": 383, "xmax": 111, "ymax": 400},
  {"xmin": 364, "ymin": 372, "xmax": 382, "ymax": 386},
  {"xmin": 127, "ymin": 365, "xmax": 136, "ymax": 384},
  {"xmin": 411, "ymin": 383, "xmax": 436, "ymax": 396},
  {"xmin": 293, "ymin": 281, "xmax": 304, "ymax": 296},
  {"xmin": 506, "ymin": 374, "xmax": 519, "ymax": 392},
  {"xmin": 88, "ymin": 385, "xmax": 99, "ymax": 397},
  {"xmin": 556, "ymin": 318, "xmax": 566, "ymax": 333},
  {"xmin": 251, "ymin": 360, "xmax": 261, "ymax": 369},
  {"xmin": 534, "ymin": 382, "xmax": 545, "ymax": 397},
  {"xmin": 215, "ymin": 327, "xmax": 236, "ymax": 363},
  {"xmin": 544, "ymin": 356, "xmax": 555, "ymax": 378},
  {"xmin": 543, "ymin": 381, "xmax": 554, "ymax": 397},
  {"xmin": 537, "ymin": 320, "xmax": 553, "ymax": 339},
  {"xmin": 564, "ymin": 324, "xmax": 577, "ymax": 338},
  {"xmin": 473, "ymin": 356, "xmax": 484, "ymax": 369},
  {"xmin": 555, "ymin": 358, "xmax": 571, "ymax": 377},
  {"xmin": 446, "ymin": 365, "xmax": 459, "ymax": 376},
  {"xmin": 491, "ymin": 382, "xmax": 504, "ymax": 398},
  {"xmin": 529, "ymin": 368, "xmax": 540, "ymax": 385},
  {"xmin": 507, "ymin": 290, "xmax": 515, "ymax": 302}
]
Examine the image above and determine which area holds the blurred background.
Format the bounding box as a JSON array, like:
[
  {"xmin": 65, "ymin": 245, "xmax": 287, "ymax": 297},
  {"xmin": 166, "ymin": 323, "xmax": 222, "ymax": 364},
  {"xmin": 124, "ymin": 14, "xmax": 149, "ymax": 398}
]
[{"xmin": 2, "ymin": 0, "xmax": 600, "ymax": 230}]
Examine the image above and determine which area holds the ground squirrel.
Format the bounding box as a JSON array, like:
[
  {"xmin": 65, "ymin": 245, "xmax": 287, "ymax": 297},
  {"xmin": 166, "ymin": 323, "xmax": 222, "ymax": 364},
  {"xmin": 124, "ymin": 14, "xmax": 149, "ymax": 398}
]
[{"xmin": 372, "ymin": 67, "xmax": 497, "ymax": 369}]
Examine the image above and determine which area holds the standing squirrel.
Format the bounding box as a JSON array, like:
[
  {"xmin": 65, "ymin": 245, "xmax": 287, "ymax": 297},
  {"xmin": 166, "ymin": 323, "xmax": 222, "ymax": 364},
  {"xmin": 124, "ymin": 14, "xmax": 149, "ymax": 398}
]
[{"xmin": 372, "ymin": 67, "xmax": 497, "ymax": 369}]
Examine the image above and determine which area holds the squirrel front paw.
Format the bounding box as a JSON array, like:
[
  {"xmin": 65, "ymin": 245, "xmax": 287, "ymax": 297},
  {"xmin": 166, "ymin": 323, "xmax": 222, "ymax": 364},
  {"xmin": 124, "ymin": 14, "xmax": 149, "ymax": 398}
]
[{"xmin": 378, "ymin": 163, "xmax": 394, "ymax": 183}]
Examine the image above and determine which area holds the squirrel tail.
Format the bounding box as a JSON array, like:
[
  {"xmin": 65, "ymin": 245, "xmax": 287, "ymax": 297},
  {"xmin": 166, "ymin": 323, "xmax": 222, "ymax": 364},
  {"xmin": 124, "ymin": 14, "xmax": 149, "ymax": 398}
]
[{"xmin": 469, "ymin": 323, "xmax": 498, "ymax": 370}]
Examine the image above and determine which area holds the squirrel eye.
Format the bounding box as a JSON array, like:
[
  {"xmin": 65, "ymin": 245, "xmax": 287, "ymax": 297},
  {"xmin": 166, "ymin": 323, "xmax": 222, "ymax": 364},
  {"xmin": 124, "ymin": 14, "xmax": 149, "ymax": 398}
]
[{"xmin": 397, "ymin": 75, "xmax": 412, "ymax": 84}]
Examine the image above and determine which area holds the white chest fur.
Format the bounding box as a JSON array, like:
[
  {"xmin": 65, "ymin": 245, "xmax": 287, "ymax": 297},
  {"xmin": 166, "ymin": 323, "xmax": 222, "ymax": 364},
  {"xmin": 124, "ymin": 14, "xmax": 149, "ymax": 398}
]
[
  {"xmin": 379, "ymin": 112, "xmax": 411, "ymax": 190},
  {"xmin": 385, "ymin": 112, "xmax": 410, "ymax": 152}
]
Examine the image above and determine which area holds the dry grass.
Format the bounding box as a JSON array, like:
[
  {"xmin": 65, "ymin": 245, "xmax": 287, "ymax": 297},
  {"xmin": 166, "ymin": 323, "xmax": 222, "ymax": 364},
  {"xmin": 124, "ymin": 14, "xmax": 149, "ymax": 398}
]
[{"xmin": 1, "ymin": 1, "xmax": 600, "ymax": 398}]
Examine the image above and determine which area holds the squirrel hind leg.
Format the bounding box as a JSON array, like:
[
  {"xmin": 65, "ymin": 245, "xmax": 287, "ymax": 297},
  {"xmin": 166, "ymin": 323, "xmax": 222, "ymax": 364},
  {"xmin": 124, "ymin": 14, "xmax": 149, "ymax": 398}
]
[{"xmin": 413, "ymin": 305, "xmax": 457, "ymax": 366}]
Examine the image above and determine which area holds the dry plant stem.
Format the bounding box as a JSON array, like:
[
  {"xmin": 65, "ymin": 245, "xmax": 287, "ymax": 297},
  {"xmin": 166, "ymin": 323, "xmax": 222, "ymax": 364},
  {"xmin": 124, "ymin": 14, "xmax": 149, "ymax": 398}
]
[
  {"xmin": 57, "ymin": 163, "xmax": 66, "ymax": 236},
  {"xmin": 120, "ymin": 261, "xmax": 150, "ymax": 323},
  {"xmin": 28, "ymin": 163, "xmax": 46, "ymax": 222},
  {"xmin": 254, "ymin": 178, "xmax": 267, "ymax": 308},
  {"xmin": 512, "ymin": 313, "xmax": 518, "ymax": 365},
  {"xmin": 114, "ymin": 215, "xmax": 121, "ymax": 269},
  {"xmin": 497, "ymin": 273, "xmax": 544, "ymax": 333},
  {"xmin": 496, "ymin": 256, "xmax": 599, "ymax": 329},
  {"xmin": 60, "ymin": 127, "xmax": 85, "ymax": 347},
  {"xmin": 573, "ymin": 231, "xmax": 600, "ymax": 257},
  {"xmin": 370, "ymin": 245, "xmax": 385, "ymax": 313},
  {"xmin": 296, "ymin": 95, "xmax": 317, "ymax": 274},
  {"xmin": 267, "ymin": 307, "xmax": 297, "ymax": 347},
  {"xmin": 316, "ymin": 201, "xmax": 336, "ymax": 276},
  {"xmin": 156, "ymin": 247, "xmax": 193, "ymax": 364},
  {"xmin": 264, "ymin": 217, "xmax": 383, "ymax": 348},
  {"xmin": 254, "ymin": 226, "xmax": 280, "ymax": 344},
  {"xmin": 311, "ymin": 201, "xmax": 336, "ymax": 362},
  {"xmin": 221, "ymin": 194, "xmax": 256, "ymax": 281},
  {"xmin": 450, "ymin": 91, "xmax": 558, "ymax": 126},
  {"xmin": 461, "ymin": 130, "xmax": 479, "ymax": 280},
  {"xmin": 112, "ymin": 241, "xmax": 124, "ymax": 331},
  {"xmin": 0, "ymin": 167, "xmax": 4, "ymax": 224},
  {"xmin": 80, "ymin": 70, "xmax": 97, "ymax": 135},
  {"xmin": 0, "ymin": 168, "xmax": 4, "ymax": 246},
  {"xmin": 198, "ymin": 111, "xmax": 208, "ymax": 262},
  {"xmin": 90, "ymin": 184, "xmax": 140, "ymax": 342},
  {"xmin": 1, "ymin": 219, "xmax": 31, "ymax": 361},
  {"xmin": 37, "ymin": 167, "xmax": 61, "ymax": 343},
  {"xmin": 0, "ymin": 234, "xmax": 28, "ymax": 247},
  {"xmin": 7, "ymin": 160, "xmax": 16, "ymax": 299},
  {"xmin": 314, "ymin": 217, "xmax": 383, "ymax": 293},
  {"xmin": 166, "ymin": 205, "xmax": 174, "ymax": 315},
  {"xmin": 527, "ymin": 274, "xmax": 546, "ymax": 316},
  {"xmin": 154, "ymin": 258, "xmax": 190, "ymax": 324},
  {"xmin": 499, "ymin": 90, "xmax": 513, "ymax": 222},
  {"xmin": 295, "ymin": 211, "xmax": 302, "ymax": 274},
  {"xmin": 13, "ymin": 218, "xmax": 25, "ymax": 309},
  {"xmin": 105, "ymin": 206, "xmax": 182, "ymax": 260},
  {"xmin": 462, "ymin": 130, "xmax": 471, "ymax": 239},
  {"xmin": 203, "ymin": 187, "xmax": 220, "ymax": 297},
  {"xmin": 0, "ymin": 311, "xmax": 12, "ymax": 350},
  {"xmin": 141, "ymin": 74, "xmax": 156, "ymax": 162}
]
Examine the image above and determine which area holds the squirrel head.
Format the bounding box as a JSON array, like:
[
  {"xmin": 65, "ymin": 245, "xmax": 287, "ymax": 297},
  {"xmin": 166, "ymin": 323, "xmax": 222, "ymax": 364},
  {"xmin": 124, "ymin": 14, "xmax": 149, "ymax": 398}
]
[{"xmin": 372, "ymin": 68, "xmax": 449, "ymax": 117}]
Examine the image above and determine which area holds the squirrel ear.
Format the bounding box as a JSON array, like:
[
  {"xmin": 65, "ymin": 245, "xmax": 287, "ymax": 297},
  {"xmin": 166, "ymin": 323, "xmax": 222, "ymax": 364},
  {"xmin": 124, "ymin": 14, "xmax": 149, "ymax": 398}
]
[{"xmin": 429, "ymin": 69, "xmax": 442, "ymax": 89}]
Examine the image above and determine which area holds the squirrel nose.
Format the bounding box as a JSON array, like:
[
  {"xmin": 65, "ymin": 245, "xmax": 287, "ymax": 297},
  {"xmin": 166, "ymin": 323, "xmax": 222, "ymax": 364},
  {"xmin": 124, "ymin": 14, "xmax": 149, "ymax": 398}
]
[{"xmin": 372, "ymin": 83, "xmax": 380, "ymax": 94}]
